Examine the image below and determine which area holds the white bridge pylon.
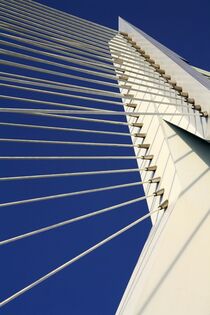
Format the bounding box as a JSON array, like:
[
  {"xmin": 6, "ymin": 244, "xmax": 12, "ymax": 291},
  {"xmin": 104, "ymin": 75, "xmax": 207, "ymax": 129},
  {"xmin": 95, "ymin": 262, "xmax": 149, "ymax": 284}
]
[
  {"xmin": 116, "ymin": 18, "xmax": 210, "ymax": 315},
  {"xmin": 0, "ymin": 1, "xmax": 210, "ymax": 314}
]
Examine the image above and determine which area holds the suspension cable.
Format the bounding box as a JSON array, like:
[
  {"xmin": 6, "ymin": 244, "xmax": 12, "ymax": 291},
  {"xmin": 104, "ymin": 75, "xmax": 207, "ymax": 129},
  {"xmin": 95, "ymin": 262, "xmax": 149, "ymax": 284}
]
[
  {"xmin": 0, "ymin": 167, "xmax": 152, "ymax": 182},
  {"xmin": 0, "ymin": 208, "xmax": 164, "ymax": 307},
  {"xmin": 0, "ymin": 195, "xmax": 153, "ymax": 245},
  {"xmin": 0, "ymin": 121, "xmax": 132, "ymax": 137},
  {"xmin": 0, "ymin": 182, "xmax": 154, "ymax": 208}
]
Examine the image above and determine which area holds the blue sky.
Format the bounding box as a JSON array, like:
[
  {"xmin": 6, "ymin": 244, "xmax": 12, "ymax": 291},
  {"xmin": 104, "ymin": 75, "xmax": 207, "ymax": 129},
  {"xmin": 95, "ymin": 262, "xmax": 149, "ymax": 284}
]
[
  {"xmin": 41, "ymin": 0, "xmax": 210, "ymax": 70},
  {"xmin": 0, "ymin": 0, "xmax": 210, "ymax": 314}
]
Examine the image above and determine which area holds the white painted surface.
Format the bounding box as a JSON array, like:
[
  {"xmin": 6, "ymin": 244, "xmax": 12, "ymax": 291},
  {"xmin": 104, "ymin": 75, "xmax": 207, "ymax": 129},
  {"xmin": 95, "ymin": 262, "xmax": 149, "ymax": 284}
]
[
  {"xmin": 118, "ymin": 18, "xmax": 210, "ymax": 140},
  {"xmin": 114, "ymin": 19, "xmax": 210, "ymax": 315},
  {"xmin": 117, "ymin": 122, "xmax": 210, "ymax": 315}
]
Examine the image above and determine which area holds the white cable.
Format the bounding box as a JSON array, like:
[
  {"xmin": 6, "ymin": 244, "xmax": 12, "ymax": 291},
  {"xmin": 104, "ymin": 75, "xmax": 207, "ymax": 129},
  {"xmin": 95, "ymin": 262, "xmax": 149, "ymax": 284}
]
[
  {"xmin": 0, "ymin": 8, "xmax": 120, "ymax": 54},
  {"xmin": 0, "ymin": 49, "xmax": 117, "ymax": 80},
  {"xmin": 0, "ymin": 138, "xmax": 137, "ymax": 148},
  {"xmin": 0, "ymin": 167, "xmax": 148, "ymax": 181},
  {"xmin": 0, "ymin": 208, "xmax": 164, "ymax": 307},
  {"xmin": 0, "ymin": 39, "xmax": 115, "ymax": 74},
  {"xmin": 0, "ymin": 108, "xmax": 200, "ymax": 117},
  {"xmin": 0, "ymin": 121, "xmax": 132, "ymax": 137},
  {"xmin": 0, "ymin": 83, "xmax": 188, "ymax": 108},
  {"xmin": 0, "ymin": 2, "xmax": 118, "ymax": 48},
  {"xmin": 0, "ymin": 33, "xmax": 114, "ymax": 68},
  {"xmin": 0, "ymin": 60, "xmax": 119, "ymax": 88},
  {"xmin": 0, "ymin": 74, "xmax": 187, "ymax": 104},
  {"xmin": 0, "ymin": 94, "xmax": 113, "ymax": 112},
  {"xmin": 0, "ymin": 195, "xmax": 150, "ymax": 245},
  {"xmin": 20, "ymin": 0, "xmax": 117, "ymax": 35},
  {"xmin": 0, "ymin": 17, "xmax": 112, "ymax": 58},
  {"xmin": 0, "ymin": 181, "xmax": 151, "ymax": 209},
  {"xmin": 0, "ymin": 59, "xmax": 174, "ymax": 89},
  {"xmin": 0, "ymin": 25, "xmax": 114, "ymax": 63},
  {"xmin": 0, "ymin": 110, "xmax": 132, "ymax": 126},
  {"xmin": 0, "ymin": 156, "xmax": 146, "ymax": 160}
]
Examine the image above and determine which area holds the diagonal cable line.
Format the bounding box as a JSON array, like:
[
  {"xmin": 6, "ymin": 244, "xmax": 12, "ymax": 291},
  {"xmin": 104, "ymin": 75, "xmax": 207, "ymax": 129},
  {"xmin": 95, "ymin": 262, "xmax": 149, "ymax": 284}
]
[
  {"xmin": 0, "ymin": 94, "xmax": 114, "ymax": 112},
  {"xmin": 0, "ymin": 6, "xmax": 118, "ymax": 52},
  {"xmin": 0, "ymin": 48, "xmax": 169, "ymax": 84},
  {"xmin": 0, "ymin": 110, "xmax": 133, "ymax": 126},
  {"xmin": 18, "ymin": 0, "xmax": 117, "ymax": 37},
  {"xmin": 0, "ymin": 14, "xmax": 114, "ymax": 57},
  {"xmin": 0, "ymin": 49, "xmax": 117, "ymax": 80},
  {"xmin": 0, "ymin": 58, "xmax": 174, "ymax": 89},
  {"xmin": 0, "ymin": 156, "xmax": 149, "ymax": 160},
  {"xmin": 0, "ymin": 60, "xmax": 120, "ymax": 88},
  {"xmin": 0, "ymin": 83, "xmax": 189, "ymax": 108},
  {"xmin": 0, "ymin": 2, "xmax": 121, "ymax": 49},
  {"xmin": 0, "ymin": 208, "xmax": 164, "ymax": 308},
  {"xmin": 0, "ymin": 138, "xmax": 138, "ymax": 148},
  {"xmin": 0, "ymin": 74, "xmax": 187, "ymax": 103},
  {"xmin": 0, "ymin": 121, "xmax": 132, "ymax": 137},
  {"xmin": 0, "ymin": 39, "xmax": 116, "ymax": 74},
  {"xmin": 0, "ymin": 24, "xmax": 114, "ymax": 64},
  {"xmin": 0, "ymin": 33, "xmax": 116, "ymax": 68},
  {"xmin": 0, "ymin": 181, "xmax": 153, "ymax": 208},
  {"xmin": 0, "ymin": 2, "xmax": 116, "ymax": 48},
  {"xmin": 0, "ymin": 25, "xmax": 115, "ymax": 63},
  {"xmin": 0, "ymin": 78, "xmax": 124, "ymax": 100},
  {"xmin": 0, "ymin": 18, "xmax": 113, "ymax": 58},
  {"xmin": 5, "ymin": 0, "xmax": 117, "ymax": 36},
  {"xmin": 0, "ymin": 108, "xmax": 200, "ymax": 117},
  {"xmin": 0, "ymin": 72, "xmax": 179, "ymax": 100},
  {"xmin": 0, "ymin": 194, "xmax": 153, "ymax": 245},
  {"xmin": 0, "ymin": 167, "xmax": 152, "ymax": 181},
  {"xmin": 0, "ymin": 8, "xmax": 117, "ymax": 41},
  {"xmin": 0, "ymin": 4, "xmax": 176, "ymax": 312},
  {"xmin": 0, "ymin": 1, "xmax": 181, "ymax": 313}
]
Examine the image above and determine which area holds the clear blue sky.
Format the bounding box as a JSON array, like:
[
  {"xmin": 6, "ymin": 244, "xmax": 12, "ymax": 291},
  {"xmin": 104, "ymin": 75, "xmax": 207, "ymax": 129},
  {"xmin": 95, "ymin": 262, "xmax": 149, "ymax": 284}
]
[
  {"xmin": 1, "ymin": 0, "xmax": 210, "ymax": 314},
  {"xmin": 42, "ymin": 0, "xmax": 210, "ymax": 70}
]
